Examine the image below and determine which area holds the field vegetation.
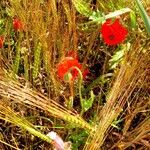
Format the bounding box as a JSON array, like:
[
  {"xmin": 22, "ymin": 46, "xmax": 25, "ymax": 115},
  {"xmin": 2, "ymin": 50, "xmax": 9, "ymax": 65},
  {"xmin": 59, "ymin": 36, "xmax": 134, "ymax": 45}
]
[{"xmin": 0, "ymin": 0, "xmax": 149, "ymax": 149}]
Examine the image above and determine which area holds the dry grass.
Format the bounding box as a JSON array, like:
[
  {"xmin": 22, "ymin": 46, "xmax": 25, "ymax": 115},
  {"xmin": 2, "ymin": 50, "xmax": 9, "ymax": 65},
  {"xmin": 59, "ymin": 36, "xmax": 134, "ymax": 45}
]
[
  {"xmin": 0, "ymin": 79, "xmax": 93, "ymax": 132},
  {"xmin": 0, "ymin": 0, "xmax": 150, "ymax": 149},
  {"xmin": 83, "ymin": 39, "xmax": 150, "ymax": 149}
]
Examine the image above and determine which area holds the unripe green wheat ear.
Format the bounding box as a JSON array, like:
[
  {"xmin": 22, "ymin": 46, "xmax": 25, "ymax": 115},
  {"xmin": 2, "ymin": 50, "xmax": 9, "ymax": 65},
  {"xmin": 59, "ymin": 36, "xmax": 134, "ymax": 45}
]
[
  {"xmin": 0, "ymin": 80, "xmax": 94, "ymax": 132},
  {"xmin": 0, "ymin": 103, "xmax": 52, "ymax": 144}
]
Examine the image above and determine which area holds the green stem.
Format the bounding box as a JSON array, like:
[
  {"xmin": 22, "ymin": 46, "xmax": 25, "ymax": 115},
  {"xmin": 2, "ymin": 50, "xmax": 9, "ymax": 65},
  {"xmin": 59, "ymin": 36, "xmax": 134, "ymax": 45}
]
[
  {"xmin": 32, "ymin": 41, "xmax": 42, "ymax": 81},
  {"xmin": 68, "ymin": 80, "xmax": 74, "ymax": 109},
  {"xmin": 69, "ymin": 66, "xmax": 84, "ymax": 114}
]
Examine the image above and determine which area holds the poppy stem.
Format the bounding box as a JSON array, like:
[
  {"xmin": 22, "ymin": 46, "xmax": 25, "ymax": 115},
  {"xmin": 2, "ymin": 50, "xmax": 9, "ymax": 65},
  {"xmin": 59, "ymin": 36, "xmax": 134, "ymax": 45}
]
[
  {"xmin": 69, "ymin": 66, "xmax": 84, "ymax": 115},
  {"xmin": 68, "ymin": 80, "xmax": 74, "ymax": 109}
]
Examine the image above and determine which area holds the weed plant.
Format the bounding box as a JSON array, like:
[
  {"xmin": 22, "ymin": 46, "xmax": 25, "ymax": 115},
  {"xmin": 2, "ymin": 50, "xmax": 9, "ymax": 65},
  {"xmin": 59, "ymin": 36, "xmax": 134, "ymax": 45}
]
[{"xmin": 0, "ymin": 0, "xmax": 149, "ymax": 150}]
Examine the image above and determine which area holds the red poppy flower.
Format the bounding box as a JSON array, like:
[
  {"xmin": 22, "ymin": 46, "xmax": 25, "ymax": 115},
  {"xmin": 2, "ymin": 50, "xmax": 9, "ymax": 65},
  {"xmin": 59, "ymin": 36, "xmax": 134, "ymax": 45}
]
[
  {"xmin": 66, "ymin": 50, "xmax": 78, "ymax": 60},
  {"xmin": 66, "ymin": 50, "xmax": 89, "ymax": 77},
  {"xmin": 82, "ymin": 68, "xmax": 90, "ymax": 78},
  {"xmin": 57, "ymin": 57, "xmax": 82, "ymax": 81},
  {"xmin": 100, "ymin": 19, "xmax": 128, "ymax": 45},
  {"xmin": 13, "ymin": 18, "xmax": 23, "ymax": 31},
  {"xmin": 0, "ymin": 36, "xmax": 4, "ymax": 48}
]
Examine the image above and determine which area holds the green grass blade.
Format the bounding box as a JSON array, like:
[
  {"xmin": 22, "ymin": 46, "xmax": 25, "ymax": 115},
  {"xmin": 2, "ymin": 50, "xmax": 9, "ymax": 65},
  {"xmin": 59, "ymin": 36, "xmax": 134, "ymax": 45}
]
[
  {"xmin": 32, "ymin": 42, "xmax": 42, "ymax": 80},
  {"xmin": 136, "ymin": 0, "xmax": 150, "ymax": 36}
]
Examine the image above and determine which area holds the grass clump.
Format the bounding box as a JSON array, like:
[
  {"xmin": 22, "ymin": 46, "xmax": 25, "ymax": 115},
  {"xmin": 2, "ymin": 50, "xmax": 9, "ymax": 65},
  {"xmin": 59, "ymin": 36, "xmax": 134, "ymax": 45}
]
[{"xmin": 0, "ymin": 0, "xmax": 149, "ymax": 149}]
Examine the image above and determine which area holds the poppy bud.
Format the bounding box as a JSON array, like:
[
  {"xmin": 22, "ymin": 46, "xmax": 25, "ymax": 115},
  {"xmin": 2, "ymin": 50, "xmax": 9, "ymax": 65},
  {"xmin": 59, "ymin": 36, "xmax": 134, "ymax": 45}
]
[
  {"xmin": 13, "ymin": 18, "xmax": 23, "ymax": 31},
  {"xmin": 0, "ymin": 36, "xmax": 4, "ymax": 48}
]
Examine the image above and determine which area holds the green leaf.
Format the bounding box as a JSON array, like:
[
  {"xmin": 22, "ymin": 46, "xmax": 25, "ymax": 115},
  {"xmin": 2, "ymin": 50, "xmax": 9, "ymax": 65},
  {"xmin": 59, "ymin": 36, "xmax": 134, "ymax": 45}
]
[
  {"xmin": 136, "ymin": 0, "xmax": 150, "ymax": 36},
  {"xmin": 83, "ymin": 73, "xmax": 112, "ymax": 94},
  {"xmin": 111, "ymin": 119, "xmax": 123, "ymax": 130},
  {"xmin": 130, "ymin": 10, "xmax": 137, "ymax": 29},
  {"xmin": 69, "ymin": 130, "xmax": 88, "ymax": 150},
  {"xmin": 89, "ymin": 8, "xmax": 131, "ymax": 24},
  {"xmin": 109, "ymin": 43, "xmax": 131, "ymax": 70},
  {"xmin": 81, "ymin": 91, "xmax": 95, "ymax": 113},
  {"xmin": 105, "ymin": 8, "xmax": 131, "ymax": 20},
  {"xmin": 89, "ymin": 10, "xmax": 105, "ymax": 24},
  {"xmin": 72, "ymin": 0, "xmax": 93, "ymax": 17},
  {"xmin": 0, "ymin": 19, "xmax": 5, "ymax": 26}
]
